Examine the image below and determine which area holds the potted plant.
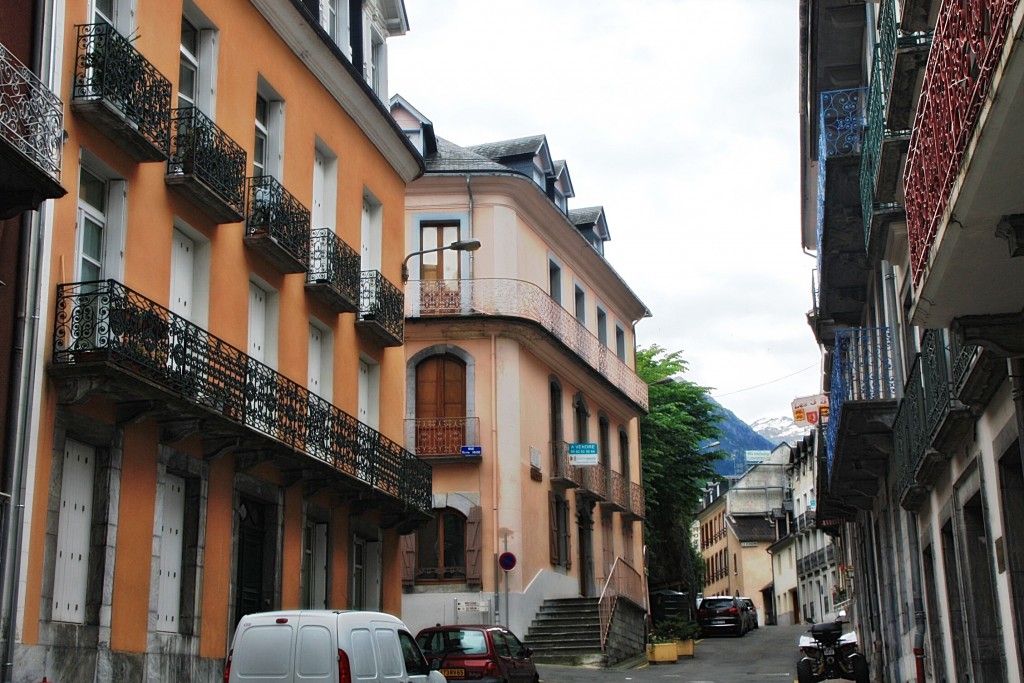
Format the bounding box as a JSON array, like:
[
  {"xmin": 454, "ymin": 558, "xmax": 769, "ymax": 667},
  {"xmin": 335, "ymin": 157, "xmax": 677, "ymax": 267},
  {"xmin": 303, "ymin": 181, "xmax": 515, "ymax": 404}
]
[
  {"xmin": 646, "ymin": 629, "xmax": 678, "ymax": 664},
  {"xmin": 656, "ymin": 616, "xmax": 700, "ymax": 658}
]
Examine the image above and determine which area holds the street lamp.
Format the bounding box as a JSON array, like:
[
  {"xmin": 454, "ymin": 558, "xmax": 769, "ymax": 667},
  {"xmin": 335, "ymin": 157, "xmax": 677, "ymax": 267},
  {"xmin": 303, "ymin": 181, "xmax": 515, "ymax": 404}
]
[{"xmin": 402, "ymin": 239, "xmax": 482, "ymax": 283}]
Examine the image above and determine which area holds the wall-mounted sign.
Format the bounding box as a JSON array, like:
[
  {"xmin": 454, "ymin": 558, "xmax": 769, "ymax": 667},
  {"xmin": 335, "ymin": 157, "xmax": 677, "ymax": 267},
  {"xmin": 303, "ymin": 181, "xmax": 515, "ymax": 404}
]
[
  {"xmin": 568, "ymin": 443, "xmax": 599, "ymax": 466},
  {"xmin": 792, "ymin": 394, "xmax": 830, "ymax": 427},
  {"xmin": 461, "ymin": 445, "xmax": 482, "ymax": 456},
  {"xmin": 498, "ymin": 552, "xmax": 517, "ymax": 571}
]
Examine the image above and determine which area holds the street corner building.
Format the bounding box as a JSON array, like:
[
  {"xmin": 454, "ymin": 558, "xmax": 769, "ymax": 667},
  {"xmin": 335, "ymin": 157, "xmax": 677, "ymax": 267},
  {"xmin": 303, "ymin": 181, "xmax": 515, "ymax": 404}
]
[
  {"xmin": 0, "ymin": 0, "xmax": 427, "ymax": 681},
  {"xmin": 388, "ymin": 97, "xmax": 651, "ymax": 666},
  {"xmin": 801, "ymin": 0, "xmax": 1024, "ymax": 681}
]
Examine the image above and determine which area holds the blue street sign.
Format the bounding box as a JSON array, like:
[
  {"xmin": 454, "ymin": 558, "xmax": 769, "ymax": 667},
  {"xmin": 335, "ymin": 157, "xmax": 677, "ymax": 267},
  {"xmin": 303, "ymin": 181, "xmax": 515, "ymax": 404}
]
[{"xmin": 461, "ymin": 445, "xmax": 482, "ymax": 456}]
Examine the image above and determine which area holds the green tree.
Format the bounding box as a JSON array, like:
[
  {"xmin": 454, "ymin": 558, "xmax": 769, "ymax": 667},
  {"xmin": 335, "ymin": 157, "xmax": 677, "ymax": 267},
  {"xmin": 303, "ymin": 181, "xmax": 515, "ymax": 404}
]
[{"xmin": 638, "ymin": 345, "xmax": 723, "ymax": 593}]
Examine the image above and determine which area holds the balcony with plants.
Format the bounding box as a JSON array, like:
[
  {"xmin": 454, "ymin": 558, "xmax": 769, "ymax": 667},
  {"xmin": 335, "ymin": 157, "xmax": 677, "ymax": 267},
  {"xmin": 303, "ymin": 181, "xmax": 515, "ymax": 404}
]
[
  {"xmin": 406, "ymin": 278, "xmax": 649, "ymax": 411},
  {"xmin": 823, "ymin": 327, "xmax": 898, "ymax": 510},
  {"xmin": 244, "ymin": 175, "xmax": 311, "ymax": 274},
  {"xmin": 811, "ymin": 88, "xmax": 869, "ymax": 348},
  {"xmin": 306, "ymin": 228, "xmax": 361, "ymax": 313},
  {"xmin": 71, "ymin": 22, "xmax": 171, "ymax": 162},
  {"xmin": 166, "ymin": 107, "xmax": 247, "ymax": 223},
  {"xmin": 0, "ymin": 41, "xmax": 66, "ymax": 217},
  {"xmin": 904, "ymin": 0, "xmax": 1024, "ymax": 326},
  {"xmin": 357, "ymin": 270, "xmax": 403, "ymax": 347},
  {"xmin": 49, "ymin": 279, "xmax": 432, "ymax": 525}
]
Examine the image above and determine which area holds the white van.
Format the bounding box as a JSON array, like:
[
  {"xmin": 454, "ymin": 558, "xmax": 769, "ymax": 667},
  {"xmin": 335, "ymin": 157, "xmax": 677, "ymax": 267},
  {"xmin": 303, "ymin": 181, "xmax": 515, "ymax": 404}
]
[{"xmin": 226, "ymin": 610, "xmax": 447, "ymax": 683}]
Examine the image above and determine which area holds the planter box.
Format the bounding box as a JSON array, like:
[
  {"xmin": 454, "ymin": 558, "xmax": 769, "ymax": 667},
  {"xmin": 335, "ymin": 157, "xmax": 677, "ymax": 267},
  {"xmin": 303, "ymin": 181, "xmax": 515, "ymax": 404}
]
[
  {"xmin": 646, "ymin": 642, "xmax": 678, "ymax": 663},
  {"xmin": 675, "ymin": 638, "xmax": 695, "ymax": 658}
]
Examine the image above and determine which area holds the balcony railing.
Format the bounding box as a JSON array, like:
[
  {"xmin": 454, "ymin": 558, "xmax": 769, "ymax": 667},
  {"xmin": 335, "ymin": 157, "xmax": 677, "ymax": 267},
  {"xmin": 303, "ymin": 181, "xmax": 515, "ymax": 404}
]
[
  {"xmin": 550, "ymin": 441, "xmax": 581, "ymax": 487},
  {"xmin": 51, "ymin": 279, "xmax": 431, "ymax": 514},
  {"xmin": 357, "ymin": 270, "xmax": 404, "ymax": 346},
  {"xmin": 71, "ymin": 22, "xmax": 171, "ymax": 161},
  {"xmin": 245, "ymin": 175, "xmax": 311, "ymax": 273},
  {"xmin": 407, "ymin": 279, "xmax": 648, "ymax": 411},
  {"xmin": 405, "ymin": 417, "xmax": 480, "ymax": 458},
  {"xmin": 306, "ymin": 228, "xmax": 360, "ymax": 313},
  {"xmin": 826, "ymin": 327, "xmax": 896, "ymax": 475},
  {"xmin": 578, "ymin": 465, "xmax": 608, "ymax": 501},
  {"xmin": 904, "ymin": 0, "xmax": 1018, "ymax": 286},
  {"xmin": 0, "ymin": 40, "xmax": 65, "ymax": 206},
  {"xmin": 820, "ymin": 88, "xmax": 866, "ymax": 160},
  {"xmin": 627, "ymin": 480, "xmax": 645, "ymax": 519},
  {"xmin": 606, "ymin": 469, "xmax": 627, "ymax": 511},
  {"xmin": 166, "ymin": 107, "xmax": 246, "ymax": 222}
]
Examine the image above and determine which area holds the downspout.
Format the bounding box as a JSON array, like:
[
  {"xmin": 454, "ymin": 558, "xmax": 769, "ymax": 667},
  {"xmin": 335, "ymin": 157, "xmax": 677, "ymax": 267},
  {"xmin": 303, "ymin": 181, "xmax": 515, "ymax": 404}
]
[
  {"xmin": 465, "ymin": 175, "xmax": 474, "ymax": 272},
  {"xmin": 2, "ymin": 4, "xmax": 50, "ymax": 677},
  {"xmin": 1011, "ymin": 358, "xmax": 1024, "ymax": 484},
  {"xmin": 907, "ymin": 513, "xmax": 927, "ymax": 683},
  {"xmin": 881, "ymin": 262, "xmax": 905, "ymax": 395},
  {"xmin": 490, "ymin": 334, "xmax": 499, "ymax": 624}
]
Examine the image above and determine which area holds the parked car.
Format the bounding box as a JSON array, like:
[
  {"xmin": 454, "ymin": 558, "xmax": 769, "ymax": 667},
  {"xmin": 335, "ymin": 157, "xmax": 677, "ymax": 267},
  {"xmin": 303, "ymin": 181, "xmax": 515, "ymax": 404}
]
[
  {"xmin": 226, "ymin": 610, "xmax": 446, "ymax": 683},
  {"xmin": 416, "ymin": 625, "xmax": 538, "ymax": 683},
  {"xmin": 738, "ymin": 597, "xmax": 759, "ymax": 630},
  {"xmin": 696, "ymin": 596, "xmax": 746, "ymax": 637}
]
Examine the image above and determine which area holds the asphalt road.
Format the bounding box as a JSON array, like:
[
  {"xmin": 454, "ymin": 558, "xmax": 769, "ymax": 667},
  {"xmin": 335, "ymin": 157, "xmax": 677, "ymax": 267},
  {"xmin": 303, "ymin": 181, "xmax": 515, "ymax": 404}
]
[{"xmin": 537, "ymin": 622, "xmax": 809, "ymax": 683}]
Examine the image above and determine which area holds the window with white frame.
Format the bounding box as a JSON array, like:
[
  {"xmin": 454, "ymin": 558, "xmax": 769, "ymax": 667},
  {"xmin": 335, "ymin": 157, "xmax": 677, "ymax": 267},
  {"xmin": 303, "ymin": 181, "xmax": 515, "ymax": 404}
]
[
  {"xmin": 76, "ymin": 160, "xmax": 125, "ymax": 283},
  {"xmin": 53, "ymin": 439, "xmax": 96, "ymax": 623},
  {"xmin": 178, "ymin": 18, "xmax": 199, "ymax": 110},
  {"xmin": 178, "ymin": 2, "xmax": 218, "ymax": 115},
  {"xmin": 574, "ymin": 284, "xmax": 586, "ymax": 324},
  {"xmin": 596, "ymin": 306, "xmax": 608, "ymax": 346},
  {"xmin": 253, "ymin": 82, "xmax": 284, "ymax": 178},
  {"xmin": 311, "ymin": 142, "xmax": 338, "ymax": 230},
  {"xmin": 308, "ymin": 322, "xmax": 333, "ymax": 401},
  {"xmin": 548, "ymin": 259, "xmax": 562, "ymax": 306},
  {"xmin": 615, "ymin": 325, "xmax": 626, "ymax": 362}
]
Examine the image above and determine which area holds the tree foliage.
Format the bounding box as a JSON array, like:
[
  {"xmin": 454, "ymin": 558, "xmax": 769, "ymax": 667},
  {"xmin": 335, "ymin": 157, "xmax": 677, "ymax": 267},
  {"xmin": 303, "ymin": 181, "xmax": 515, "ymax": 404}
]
[{"xmin": 638, "ymin": 345, "xmax": 723, "ymax": 591}]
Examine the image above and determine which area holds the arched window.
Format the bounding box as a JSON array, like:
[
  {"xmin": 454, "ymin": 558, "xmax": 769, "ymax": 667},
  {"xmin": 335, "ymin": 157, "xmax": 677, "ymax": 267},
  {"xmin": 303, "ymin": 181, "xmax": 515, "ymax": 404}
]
[
  {"xmin": 416, "ymin": 508, "xmax": 466, "ymax": 582},
  {"xmin": 415, "ymin": 354, "xmax": 467, "ymax": 456}
]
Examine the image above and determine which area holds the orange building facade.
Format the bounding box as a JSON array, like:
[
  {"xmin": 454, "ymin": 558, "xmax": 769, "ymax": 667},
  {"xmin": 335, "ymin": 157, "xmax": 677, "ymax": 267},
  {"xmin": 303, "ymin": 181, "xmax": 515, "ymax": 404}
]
[{"xmin": 5, "ymin": 0, "xmax": 426, "ymax": 680}]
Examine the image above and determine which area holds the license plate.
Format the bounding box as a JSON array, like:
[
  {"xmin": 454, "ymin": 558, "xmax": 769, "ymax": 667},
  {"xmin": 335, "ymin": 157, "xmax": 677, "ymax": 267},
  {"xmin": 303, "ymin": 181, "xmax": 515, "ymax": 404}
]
[
  {"xmin": 823, "ymin": 647, "xmax": 835, "ymax": 656},
  {"xmin": 712, "ymin": 619, "xmax": 728, "ymax": 625},
  {"xmin": 439, "ymin": 669, "xmax": 465, "ymax": 678}
]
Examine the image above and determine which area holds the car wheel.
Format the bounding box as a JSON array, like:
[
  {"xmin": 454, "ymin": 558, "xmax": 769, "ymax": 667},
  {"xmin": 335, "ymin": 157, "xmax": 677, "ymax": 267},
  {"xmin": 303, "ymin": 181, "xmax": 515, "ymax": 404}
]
[
  {"xmin": 851, "ymin": 654, "xmax": 869, "ymax": 683},
  {"xmin": 796, "ymin": 658, "xmax": 817, "ymax": 683},
  {"xmin": 735, "ymin": 622, "xmax": 744, "ymax": 637}
]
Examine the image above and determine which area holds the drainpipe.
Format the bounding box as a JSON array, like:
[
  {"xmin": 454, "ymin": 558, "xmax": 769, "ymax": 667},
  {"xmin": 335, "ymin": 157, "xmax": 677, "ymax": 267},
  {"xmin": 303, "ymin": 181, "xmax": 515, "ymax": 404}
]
[
  {"xmin": 881, "ymin": 262, "xmax": 905, "ymax": 395},
  {"xmin": 906, "ymin": 513, "xmax": 927, "ymax": 683},
  {"xmin": 490, "ymin": 334, "xmax": 499, "ymax": 625},
  {"xmin": 465, "ymin": 175, "xmax": 475, "ymax": 275}
]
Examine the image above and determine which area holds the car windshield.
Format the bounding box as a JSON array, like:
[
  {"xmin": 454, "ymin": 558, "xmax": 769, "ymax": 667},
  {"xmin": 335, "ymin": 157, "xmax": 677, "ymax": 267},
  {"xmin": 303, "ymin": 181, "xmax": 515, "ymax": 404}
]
[
  {"xmin": 702, "ymin": 598, "xmax": 733, "ymax": 609},
  {"xmin": 417, "ymin": 629, "xmax": 488, "ymax": 656}
]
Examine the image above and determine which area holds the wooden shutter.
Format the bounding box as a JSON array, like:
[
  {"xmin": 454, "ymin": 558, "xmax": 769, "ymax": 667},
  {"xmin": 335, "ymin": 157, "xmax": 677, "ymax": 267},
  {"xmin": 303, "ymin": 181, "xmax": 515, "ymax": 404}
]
[
  {"xmin": 466, "ymin": 506, "xmax": 483, "ymax": 587},
  {"xmin": 400, "ymin": 533, "xmax": 416, "ymax": 587},
  {"xmin": 562, "ymin": 498, "xmax": 572, "ymax": 570},
  {"xmin": 157, "ymin": 474, "xmax": 185, "ymax": 632},
  {"xmin": 53, "ymin": 440, "xmax": 95, "ymax": 623},
  {"xmin": 549, "ymin": 493, "xmax": 559, "ymax": 565}
]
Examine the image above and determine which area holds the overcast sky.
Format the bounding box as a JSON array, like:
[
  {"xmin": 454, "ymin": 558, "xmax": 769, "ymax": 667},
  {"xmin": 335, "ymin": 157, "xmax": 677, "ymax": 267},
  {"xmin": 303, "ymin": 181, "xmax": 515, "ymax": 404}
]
[{"xmin": 388, "ymin": 0, "xmax": 822, "ymax": 425}]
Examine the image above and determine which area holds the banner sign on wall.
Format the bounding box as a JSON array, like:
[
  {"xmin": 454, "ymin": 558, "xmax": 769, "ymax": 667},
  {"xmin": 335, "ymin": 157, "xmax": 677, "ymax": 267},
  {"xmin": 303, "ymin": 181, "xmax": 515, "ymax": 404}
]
[{"xmin": 792, "ymin": 394, "xmax": 830, "ymax": 426}]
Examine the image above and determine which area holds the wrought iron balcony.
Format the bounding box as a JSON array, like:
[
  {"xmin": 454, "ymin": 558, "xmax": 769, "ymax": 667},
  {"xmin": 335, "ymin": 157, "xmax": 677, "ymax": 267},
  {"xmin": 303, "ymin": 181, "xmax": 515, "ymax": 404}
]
[
  {"xmin": 357, "ymin": 270, "xmax": 403, "ymax": 347},
  {"xmin": 895, "ymin": 329, "xmax": 974, "ymax": 510},
  {"xmin": 407, "ymin": 279, "xmax": 649, "ymax": 411},
  {"xmin": 71, "ymin": 22, "xmax": 171, "ymax": 162},
  {"xmin": 245, "ymin": 175, "xmax": 311, "ymax": 273},
  {"xmin": 819, "ymin": 88, "xmax": 866, "ymax": 160},
  {"xmin": 549, "ymin": 441, "xmax": 581, "ymax": 488},
  {"xmin": 603, "ymin": 469, "xmax": 628, "ymax": 512},
  {"xmin": 50, "ymin": 279, "xmax": 432, "ymax": 518},
  {"xmin": 578, "ymin": 465, "xmax": 608, "ymax": 502},
  {"xmin": 0, "ymin": 41, "xmax": 66, "ymax": 217},
  {"xmin": 905, "ymin": 0, "xmax": 1017, "ymax": 287},
  {"xmin": 625, "ymin": 480, "xmax": 645, "ymax": 520},
  {"xmin": 306, "ymin": 228, "xmax": 360, "ymax": 313},
  {"xmin": 825, "ymin": 327, "xmax": 898, "ymax": 504},
  {"xmin": 166, "ymin": 108, "xmax": 246, "ymax": 223},
  {"xmin": 404, "ymin": 417, "xmax": 481, "ymax": 459}
]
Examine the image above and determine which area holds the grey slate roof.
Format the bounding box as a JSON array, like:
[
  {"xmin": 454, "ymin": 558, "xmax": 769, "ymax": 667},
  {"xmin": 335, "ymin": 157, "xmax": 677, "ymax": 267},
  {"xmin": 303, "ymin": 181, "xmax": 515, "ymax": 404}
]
[
  {"xmin": 466, "ymin": 135, "xmax": 547, "ymax": 161},
  {"xmin": 728, "ymin": 515, "xmax": 776, "ymax": 543},
  {"xmin": 425, "ymin": 137, "xmax": 512, "ymax": 173},
  {"xmin": 569, "ymin": 206, "xmax": 603, "ymax": 226}
]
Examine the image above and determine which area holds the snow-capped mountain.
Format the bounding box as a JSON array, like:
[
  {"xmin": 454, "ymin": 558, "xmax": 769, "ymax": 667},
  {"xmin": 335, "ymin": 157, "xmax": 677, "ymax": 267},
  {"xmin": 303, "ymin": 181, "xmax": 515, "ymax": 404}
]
[{"xmin": 750, "ymin": 415, "xmax": 811, "ymax": 446}]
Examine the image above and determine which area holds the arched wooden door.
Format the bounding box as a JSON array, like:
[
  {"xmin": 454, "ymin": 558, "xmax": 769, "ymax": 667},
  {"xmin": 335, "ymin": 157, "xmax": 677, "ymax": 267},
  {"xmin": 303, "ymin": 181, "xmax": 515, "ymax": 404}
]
[{"xmin": 415, "ymin": 354, "xmax": 466, "ymax": 455}]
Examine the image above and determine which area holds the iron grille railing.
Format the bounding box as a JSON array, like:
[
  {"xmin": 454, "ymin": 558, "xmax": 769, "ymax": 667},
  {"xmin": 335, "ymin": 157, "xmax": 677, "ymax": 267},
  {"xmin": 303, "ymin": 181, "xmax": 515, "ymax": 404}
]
[
  {"xmin": 246, "ymin": 175, "xmax": 311, "ymax": 268},
  {"xmin": 408, "ymin": 279, "xmax": 649, "ymax": 411},
  {"xmin": 598, "ymin": 558, "xmax": 645, "ymax": 651},
  {"xmin": 308, "ymin": 228, "xmax": 360, "ymax": 300},
  {"xmin": 820, "ymin": 88, "xmax": 866, "ymax": 159},
  {"xmin": 826, "ymin": 327, "xmax": 895, "ymax": 475},
  {"xmin": 0, "ymin": 41, "xmax": 64, "ymax": 181},
  {"xmin": 405, "ymin": 417, "xmax": 480, "ymax": 457},
  {"xmin": 579, "ymin": 465, "xmax": 608, "ymax": 501},
  {"xmin": 549, "ymin": 440, "xmax": 581, "ymax": 485},
  {"xmin": 51, "ymin": 279, "xmax": 431, "ymax": 513},
  {"xmin": 72, "ymin": 22, "xmax": 171, "ymax": 155},
  {"xmin": 168, "ymin": 107, "xmax": 246, "ymax": 214},
  {"xmin": 905, "ymin": 0, "xmax": 1019, "ymax": 287},
  {"xmin": 608, "ymin": 469, "xmax": 627, "ymax": 509},
  {"xmin": 948, "ymin": 328, "xmax": 981, "ymax": 397},
  {"xmin": 359, "ymin": 270, "xmax": 404, "ymax": 343},
  {"xmin": 628, "ymin": 480, "xmax": 645, "ymax": 519}
]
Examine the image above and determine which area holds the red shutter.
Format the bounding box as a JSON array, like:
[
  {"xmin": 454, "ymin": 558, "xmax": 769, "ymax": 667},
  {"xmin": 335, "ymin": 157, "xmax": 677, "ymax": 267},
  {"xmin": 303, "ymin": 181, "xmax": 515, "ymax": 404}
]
[
  {"xmin": 400, "ymin": 533, "xmax": 416, "ymax": 587},
  {"xmin": 466, "ymin": 506, "xmax": 483, "ymax": 587}
]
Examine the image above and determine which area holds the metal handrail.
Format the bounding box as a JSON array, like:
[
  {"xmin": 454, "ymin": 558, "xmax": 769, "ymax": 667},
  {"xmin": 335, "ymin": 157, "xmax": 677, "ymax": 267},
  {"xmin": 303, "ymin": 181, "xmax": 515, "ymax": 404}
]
[{"xmin": 598, "ymin": 557, "xmax": 645, "ymax": 651}]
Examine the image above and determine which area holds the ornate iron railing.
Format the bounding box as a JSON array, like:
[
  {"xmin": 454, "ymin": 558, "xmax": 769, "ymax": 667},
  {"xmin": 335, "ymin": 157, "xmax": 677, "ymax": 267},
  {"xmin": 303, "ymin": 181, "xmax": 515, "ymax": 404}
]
[
  {"xmin": 408, "ymin": 279, "xmax": 649, "ymax": 411},
  {"xmin": 549, "ymin": 440, "xmax": 581, "ymax": 486},
  {"xmin": 628, "ymin": 480, "xmax": 645, "ymax": 519},
  {"xmin": 51, "ymin": 279, "xmax": 431, "ymax": 513},
  {"xmin": 860, "ymin": 65, "xmax": 886, "ymax": 242},
  {"xmin": 579, "ymin": 465, "xmax": 608, "ymax": 501},
  {"xmin": 826, "ymin": 327, "xmax": 895, "ymax": 475},
  {"xmin": 308, "ymin": 228, "xmax": 360, "ymax": 300},
  {"xmin": 168, "ymin": 107, "xmax": 246, "ymax": 214},
  {"xmin": 905, "ymin": 0, "xmax": 1019, "ymax": 286},
  {"xmin": 608, "ymin": 469, "xmax": 627, "ymax": 509},
  {"xmin": 246, "ymin": 175, "xmax": 311, "ymax": 268},
  {"xmin": 359, "ymin": 270, "xmax": 404, "ymax": 343},
  {"xmin": 947, "ymin": 327, "xmax": 981, "ymax": 397},
  {"xmin": 820, "ymin": 88, "xmax": 866, "ymax": 159},
  {"xmin": 405, "ymin": 417, "xmax": 480, "ymax": 457},
  {"xmin": 0, "ymin": 41, "xmax": 63, "ymax": 181},
  {"xmin": 72, "ymin": 22, "xmax": 171, "ymax": 155},
  {"xmin": 598, "ymin": 557, "xmax": 645, "ymax": 651}
]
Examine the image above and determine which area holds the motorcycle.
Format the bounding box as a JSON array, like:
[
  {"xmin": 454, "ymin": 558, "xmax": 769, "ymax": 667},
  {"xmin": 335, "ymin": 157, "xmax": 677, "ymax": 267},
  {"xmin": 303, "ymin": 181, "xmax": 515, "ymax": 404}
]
[{"xmin": 797, "ymin": 611, "xmax": 869, "ymax": 683}]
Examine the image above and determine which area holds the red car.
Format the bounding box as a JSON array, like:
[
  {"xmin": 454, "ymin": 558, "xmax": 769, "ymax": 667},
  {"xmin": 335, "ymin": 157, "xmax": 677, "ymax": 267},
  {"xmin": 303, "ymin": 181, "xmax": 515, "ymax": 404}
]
[{"xmin": 415, "ymin": 625, "xmax": 538, "ymax": 683}]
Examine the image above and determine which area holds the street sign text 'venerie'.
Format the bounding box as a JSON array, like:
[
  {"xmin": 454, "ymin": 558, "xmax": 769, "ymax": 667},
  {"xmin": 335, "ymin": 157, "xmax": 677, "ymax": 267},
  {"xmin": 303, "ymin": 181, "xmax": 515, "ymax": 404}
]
[{"xmin": 568, "ymin": 443, "xmax": 598, "ymax": 466}]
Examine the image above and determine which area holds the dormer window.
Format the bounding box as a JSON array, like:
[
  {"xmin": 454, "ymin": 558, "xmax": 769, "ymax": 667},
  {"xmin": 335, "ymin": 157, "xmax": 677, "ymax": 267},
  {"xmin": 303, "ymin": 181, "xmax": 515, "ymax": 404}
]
[{"xmin": 533, "ymin": 164, "xmax": 546, "ymax": 189}]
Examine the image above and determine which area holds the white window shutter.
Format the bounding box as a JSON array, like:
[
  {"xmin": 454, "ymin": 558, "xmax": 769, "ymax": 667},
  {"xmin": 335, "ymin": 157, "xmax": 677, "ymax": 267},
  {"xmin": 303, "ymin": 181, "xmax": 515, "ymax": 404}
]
[
  {"xmin": 312, "ymin": 523, "xmax": 328, "ymax": 609},
  {"xmin": 53, "ymin": 440, "xmax": 95, "ymax": 623},
  {"xmin": 157, "ymin": 474, "xmax": 185, "ymax": 632}
]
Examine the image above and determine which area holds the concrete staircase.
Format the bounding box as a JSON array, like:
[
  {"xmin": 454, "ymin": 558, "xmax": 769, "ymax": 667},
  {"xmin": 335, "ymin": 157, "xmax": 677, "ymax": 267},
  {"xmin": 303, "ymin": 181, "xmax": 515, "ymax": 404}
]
[{"xmin": 522, "ymin": 597, "xmax": 607, "ymax": 667}]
